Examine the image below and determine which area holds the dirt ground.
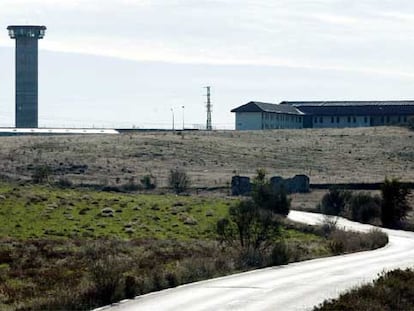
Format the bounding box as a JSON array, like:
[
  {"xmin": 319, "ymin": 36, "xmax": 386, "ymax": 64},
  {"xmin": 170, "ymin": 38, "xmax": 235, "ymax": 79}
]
[{"xmin": 0, "ymin": 126, "xmax": 412, "ymax": 188}]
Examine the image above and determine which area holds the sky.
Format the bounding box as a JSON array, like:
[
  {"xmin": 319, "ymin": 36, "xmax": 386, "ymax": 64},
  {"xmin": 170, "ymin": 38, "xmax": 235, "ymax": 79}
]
[{"xmin": 1, "ymin": 0, "xmax": 414, "ymax": 128}]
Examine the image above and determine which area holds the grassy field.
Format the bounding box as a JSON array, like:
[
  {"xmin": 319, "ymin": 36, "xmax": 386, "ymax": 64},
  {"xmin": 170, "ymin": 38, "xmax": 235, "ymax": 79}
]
[
  {"xmin": 0, "ymin": 182, "xmax": 389, "ymax": 310},
  {"xmin": 0, "ymin": 126, "xmax": 408, "ymax": 310},
  {"xmin": 0, "ymin": 126, "xmax": 412, "ymax": 187},
  {"xmin": 0, "ymin": 183, "xmax": 231, "ymax": 240}
]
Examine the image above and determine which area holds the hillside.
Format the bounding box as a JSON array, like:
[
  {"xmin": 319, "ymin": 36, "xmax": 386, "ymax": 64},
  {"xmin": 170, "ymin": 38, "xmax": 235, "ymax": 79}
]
[{"xmin": 0, "ymin": 126, "xmax": 412, "ymax": 187}]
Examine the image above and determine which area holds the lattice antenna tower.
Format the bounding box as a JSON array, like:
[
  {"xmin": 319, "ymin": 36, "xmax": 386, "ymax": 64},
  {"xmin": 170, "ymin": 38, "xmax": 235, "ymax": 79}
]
[{"xmin": 205, "ymin": 86, "xmax": 212, "ymax": 130}]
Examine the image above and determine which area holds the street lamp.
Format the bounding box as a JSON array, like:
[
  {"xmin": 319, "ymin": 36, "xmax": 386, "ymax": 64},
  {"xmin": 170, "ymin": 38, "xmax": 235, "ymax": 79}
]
[
  {"xmin": 182, "ymin": 105, "xmax": 185, "ymax": 130},
  {"xmin": 171, "ymin": 108, "xmax": 175, "ymax": 131}
]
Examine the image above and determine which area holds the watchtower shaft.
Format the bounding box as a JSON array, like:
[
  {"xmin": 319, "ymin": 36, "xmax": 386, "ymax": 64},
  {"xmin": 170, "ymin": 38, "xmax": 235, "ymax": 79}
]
[{"xmin": 8, "ymin": 25, "xmax": 46, "ymax": 128}]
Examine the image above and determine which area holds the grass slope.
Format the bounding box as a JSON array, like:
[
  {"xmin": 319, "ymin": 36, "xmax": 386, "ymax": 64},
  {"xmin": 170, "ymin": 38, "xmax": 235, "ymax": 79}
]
[
  {"xmin": 0, "ymin": 126, "xmax": 412, "ymax": 187},
  {"xmin": 0, "ymin": 183, "xmax": 231, "ymax": 240}
]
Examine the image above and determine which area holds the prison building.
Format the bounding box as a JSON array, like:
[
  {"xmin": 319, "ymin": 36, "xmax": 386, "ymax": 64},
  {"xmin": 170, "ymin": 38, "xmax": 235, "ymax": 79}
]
[{"xmin": 231, "ymin": 101, "xmax": 414, "ymax": 130}]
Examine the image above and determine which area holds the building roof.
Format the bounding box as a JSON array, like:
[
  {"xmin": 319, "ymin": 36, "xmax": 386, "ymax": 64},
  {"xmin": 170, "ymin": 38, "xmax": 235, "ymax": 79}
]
[
  {"xmin": 231, "ymin": 101, "xmax": 303, "ymax": 115},
  {"xmin": 232, "ymin": 101, "xmax": 414, "ymax": 116},
  {"xmin": 282, "ymin": 100, "xmax": 414, "ymax": 106},
  {"xmin": 283, "ymin": 101, "xmax": 414, "ymax": 116}
]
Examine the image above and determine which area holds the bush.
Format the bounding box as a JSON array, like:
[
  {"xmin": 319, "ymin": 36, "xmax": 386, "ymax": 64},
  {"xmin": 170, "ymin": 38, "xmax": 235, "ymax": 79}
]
[
  {"xmin": 216, "ymin": 198, "xmax": 282, "ymax": 266},
  {"xmin": 140, "ymin": 175, "xmax": 157, "ymax": 190},
  {"xmin": 31, "ymin": 165, "xmax": 52, "ymax": 184},
  {"xmin": 83, "ymin": 240, "xmax": 131, "ymax": 305},
  {"xmin": 327, "ymin": 228, "xmax": 388, "ymax": 255},
  {"xmin": 251, "ymin": 169, "xmax": 290, "ymax": 216},
  {"xmin": 55, "ymin": 177, "xmax": 73, "ymax": 188},
  {"xmin": 168, "ymin": 168, "xmax": 190, "ymax": 194},
  {"xmin": 381, "ymin": 178, "xmax": 412, "ymax": 228},
  {"xmin": 346, "ymin": 192, "xmax": 381, "ymax": 224},
  {"xmin": 408, "ymin": 117, "xmax": 414, "ymax": 130},
  {"xmin": 269, "ymin": 240, "xmax": 290, "ymax": 266},
  {"xmin": 319, "ymin": 188, "xmax": 351, "ymax": 216},
  {"xmin": 314, "ymin": 269, "xmax": 414, "ymax": 311}
]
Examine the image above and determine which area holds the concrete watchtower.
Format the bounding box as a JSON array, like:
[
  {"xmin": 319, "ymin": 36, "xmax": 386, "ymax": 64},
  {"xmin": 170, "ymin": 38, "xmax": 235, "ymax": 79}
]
[{"xmin": 7, "ymin": 25, "xmax": 46, "ymax": 128}]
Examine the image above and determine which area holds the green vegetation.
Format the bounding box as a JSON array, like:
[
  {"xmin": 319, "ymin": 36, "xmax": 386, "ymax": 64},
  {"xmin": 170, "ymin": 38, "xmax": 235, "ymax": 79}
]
[
  {"xmin": 251, "ymin": 168, "xmax": 290, "ymax": 216},
  {"xmin": 314, "ymin": 269, "xmax": 414, "ymax": 311},
  {"xmin": 0, "ymin": 182, "xmax": 227, "ymax": 240},
  {"xmin": 0, "ymin": 181, "xmax": 388, "ymax": 310},
  {"xmin": 381, "ymin": 178, "xmax": 412, "ymax": 228},
  {"xmin": 318, "ymin": 179, "xmax": 412, "ymax": 228},
  {"xmin": 217, "ymin": 169, "xmax": 292, "ymax": 266},
  {"xmin": 168, "ymin": 167, "xmax": 190, "ymax": 194}
]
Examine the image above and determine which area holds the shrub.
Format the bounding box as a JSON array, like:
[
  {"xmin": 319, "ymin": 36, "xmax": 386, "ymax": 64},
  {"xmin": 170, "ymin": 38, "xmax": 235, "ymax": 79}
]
[
  {"xmin": 269, "ymin": 240, "xmax": 290, "ymax": 266},
  {"xmin": 31, "ymin": 164, "xmax": 52, "ymax": 184},
  {"xmin": 83, "ymin": 240, "xmax": 131, "ymax": 305},
  {"xmin": 408, "ymin": 117, "xmax": 414, "ymax": 130},
  {"xmin": 217, "ymin": 199, "xmax": 281, "ymax": 258},
  {"xmin": 320, "ymin": 188, "xmax": 351, "ymax": 216},
  {"xmin": 327, "ymin": 228, "xmax": 388, "ymax": 255},
  {"xmin": 381, "ymin": 178, "xmax": 412, "ymax": 228},
  {"xmin": 251, "ymin": 169, "xmax": 290, "ymax": 216},
  {"xmin": 346, "ymin": 192, "xmax": 381, "ymax": 224},
  {"xmin": 321, "ymin": 215, "xmax": 338, "ymax": 237},
  {"xmin": 140, "ymin": 174, "xmax": 157, "ymax": 190},
  {"xmin": 55, "ymin": 177, "xmax": 73, "ymax": 188},
  {"xmin": 314, "ymin": 269, "xmax": 414, "ymax": 311},
  {"xmin": 168, "ymin": 168, "xmax": 190, "ymax": 194}
]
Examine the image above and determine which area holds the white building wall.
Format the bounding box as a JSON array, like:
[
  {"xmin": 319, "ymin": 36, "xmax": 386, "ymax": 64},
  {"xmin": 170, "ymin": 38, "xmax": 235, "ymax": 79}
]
[{"xmin": 235, "ymin": 112, "xmax": 263, "ymax": 130}]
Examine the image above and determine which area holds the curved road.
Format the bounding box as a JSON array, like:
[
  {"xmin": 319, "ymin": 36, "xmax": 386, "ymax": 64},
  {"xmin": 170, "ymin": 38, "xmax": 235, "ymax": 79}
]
[{"xmin": 96, "ymin": 211, "xmax": 414, "ymax": 311}]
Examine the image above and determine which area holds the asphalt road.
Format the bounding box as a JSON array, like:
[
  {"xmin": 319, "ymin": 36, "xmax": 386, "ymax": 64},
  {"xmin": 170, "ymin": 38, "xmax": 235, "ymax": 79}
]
[{"xmin": 95, "ymin": 211, "xmax": 414, "ymax": 311}]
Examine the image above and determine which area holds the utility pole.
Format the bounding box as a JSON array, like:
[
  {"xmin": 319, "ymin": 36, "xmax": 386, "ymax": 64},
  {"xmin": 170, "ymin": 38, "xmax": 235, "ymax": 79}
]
[
  {"xmin": 171, "ymin": 108, "xmax": 175, "ymax": 131},
  {"xmin": 205, "ymin": 86, "xmax": 212, "ymax": 131},
  {"xmin": 182, "ymin": 105, "xmax": 185, "ymax": 130}
]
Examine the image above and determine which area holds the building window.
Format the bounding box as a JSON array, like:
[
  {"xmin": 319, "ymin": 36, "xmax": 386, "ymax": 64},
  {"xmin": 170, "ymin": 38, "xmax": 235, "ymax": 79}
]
[
  {"xmin": 381, "ymin": 116, "xmax": 384, "ymax": 123},
  {"xmin": 314, "ymin": 117, "xmax": 318, "ymax": 124},
  {"xmin": 320, "ymin": 117, "xmax": 323, "ymax": 123},
  {"xmin": 404, "ymin": 116, "xmax": 407, "ymax": 122},
  {"xmin": 331, "ymin": 117, "xmax": 334, "ymax": 123},
  {"xmin": 386, "ymin": 116, "xmax": 390, "ymax": 123},
  {"xmin": 337, "ymin": 116, "xmax": 340, "ymax": 123},
  {"xmin": 398, "ymin": 116, "xmax": 401, "ymax": 122},
  {"xmin": 348, "ymin": 116, "xmax": 351, "ymax": 123},
  {"xmin": 364, "ymin": 116, "xmax": 368, "ymax": 123},
  {"xmin": 353, "ymin": 117, "xmax": 356, "ymax": 123}
]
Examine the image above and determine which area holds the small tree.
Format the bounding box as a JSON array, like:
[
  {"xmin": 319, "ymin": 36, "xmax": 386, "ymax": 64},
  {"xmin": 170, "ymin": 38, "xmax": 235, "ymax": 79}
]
[
  {"xmin": 216, "ymin": 199, "xmax": 281, "ymax": 266},
  {"xmin": 381, "ymin": 178, "xmax": 412, "ymax": 228},
  {"xmin": 140, "ymin": 174, "xmax": 157, "ymax": 190},
  {"xmin": 168, "ymin": 168, "xmax": 190, "ymax": 194},
  {"xmin": 251, "ymin": 169, "xmax": 290, "ymax": 216},
  {"xmin": 32, "ymin": 164, "xmax": 52, "ymax": 184}
]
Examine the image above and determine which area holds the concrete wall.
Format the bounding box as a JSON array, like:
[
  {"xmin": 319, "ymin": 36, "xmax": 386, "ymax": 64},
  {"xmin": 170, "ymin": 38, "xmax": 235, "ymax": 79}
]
[{"xmin": 15, "ymin": 38, "xmax": 39, "ymax": 128}]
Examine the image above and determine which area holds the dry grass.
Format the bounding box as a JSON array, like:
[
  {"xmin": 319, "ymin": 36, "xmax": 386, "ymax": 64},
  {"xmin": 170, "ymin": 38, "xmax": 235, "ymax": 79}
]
[{"xmin": 0, "ymin": 126, "xmax": 412, "ymax": 187}]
